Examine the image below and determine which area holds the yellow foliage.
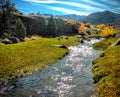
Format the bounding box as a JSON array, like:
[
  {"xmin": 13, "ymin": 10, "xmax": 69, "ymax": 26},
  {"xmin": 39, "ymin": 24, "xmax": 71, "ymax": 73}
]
[
  {"xmin": 79, "ymin": 23, "xmax": 85, "ymax": 33},
  {"xmin": 64, "ymin": 19, "xmax": 76, "ymax": 25},
  {"xmin": 96, "ymin": 24, "xmax": 106, "ymax": 29},
  {"xmin": 58, "ymin": 18, "xmax": 77, "ymax": 25},
  {"xmin": 99, "ymin": 26, "xmax": 116, "ymax": 37}
]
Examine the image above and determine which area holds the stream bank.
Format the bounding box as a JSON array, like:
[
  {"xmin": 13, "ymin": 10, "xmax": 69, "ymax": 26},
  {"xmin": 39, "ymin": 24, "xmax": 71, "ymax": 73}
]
[
  {"xmin": 92, "ymin": 37, "xmax": 120, "ymax": 97},
  {"xmin": 0, "ymin": 38, "xmax": 101, "ymax": 97}
]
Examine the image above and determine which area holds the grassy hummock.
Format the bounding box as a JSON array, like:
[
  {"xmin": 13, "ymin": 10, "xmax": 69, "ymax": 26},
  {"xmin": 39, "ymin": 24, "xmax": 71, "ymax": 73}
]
[
  {"xmin": 0, "ymin": 36, "xmax": 79, "ymax": 82},
  {"xmin": 93, "ymin": 37, "xmax": 118, "ymax": 50},
  {"xmin": 92, "ymin": 37, "xmax": 120, "ymax": 97}
]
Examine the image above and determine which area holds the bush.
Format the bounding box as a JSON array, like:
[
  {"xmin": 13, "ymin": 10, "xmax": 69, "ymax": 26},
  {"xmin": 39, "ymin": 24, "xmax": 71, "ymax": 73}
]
[
  {"xmin": 96, "ymin": 24, "xmax": 106, "ymax": 29},
  {"xmin": 79, "ymin": 23, "xmax": 85, "ymax": 33},
  {"xmin": 99, "ymin": 26, "xmax": 116, "ymax": 37}
]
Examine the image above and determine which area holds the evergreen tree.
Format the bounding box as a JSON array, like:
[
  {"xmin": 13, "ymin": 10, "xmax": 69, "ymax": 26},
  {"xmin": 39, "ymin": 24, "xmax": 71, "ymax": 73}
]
[
  {"xmin": 47, "ymin": 15, "xmax": 58, "ymax": 37},
  {"xmin": 15, "ymin": 18, "xmax": 26, "ymax": 40},
  {"xmin": 0, "ymin": 0, "xmax": 6, "ymax": 36},
  {"xmin": 36, "ymin": 12, "xmax": 40, "ymax": 15},
  {"xmin": 0, "ymin": 0, "xmax": 18, "ymax": 37},
  {"xmin": 28, "ymin": 13, "xmax": 34, "ymax": 15}
]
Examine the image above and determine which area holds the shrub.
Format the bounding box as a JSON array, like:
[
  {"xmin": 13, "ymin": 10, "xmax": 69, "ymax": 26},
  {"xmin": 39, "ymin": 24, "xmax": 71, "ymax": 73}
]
[
  {"xmin": 96, "ymin": 24, "xmax": 106, "ymax": 29},
  {"xmin": 99, "ymin": 26, "xmax": 116, "ymax": 37},
  {"xmin": 79, "ymin": 23, "xmax": 85, "ymax": 33}
]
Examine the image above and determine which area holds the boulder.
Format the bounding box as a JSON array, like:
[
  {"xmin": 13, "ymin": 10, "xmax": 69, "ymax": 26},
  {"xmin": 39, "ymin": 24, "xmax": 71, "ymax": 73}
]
[
  {"xmin": 78, "ymin": 39, "xmax": 84, "ymax": 43},
  {"xmin": 100, "ymin": 53, "xmax": 105, "ymax": 57},
  {"xmin": 54, "ymin": 44, "xmax": 67, "ymax": 49},
  {"xmin": 87, "ymin": 38, "xmax": 91, "ymax": 41},
  {"xmin": 2, "ymin": 38, "xmax": 12, "ymax": 44},
  {"xmin": 94, "ymin": 36, "xmax": 100, "ymax": 39},
  {"xmin": 9, "ymin": 37, "xmax": 20, "ymax": 43},
  {"xmin": 76, "ymin": 35, "xmax": 82, "ymax": 38},
  {"xmin": 65, "ymin": 36, "xmax": 69, "ymax": 40}
]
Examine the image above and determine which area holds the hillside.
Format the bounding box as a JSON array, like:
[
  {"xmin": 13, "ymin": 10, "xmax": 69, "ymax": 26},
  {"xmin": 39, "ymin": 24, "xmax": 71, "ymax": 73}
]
[
  {"xmin": 55, "ymin": 14, "xmax": 86, "ymax": 21},
  {"xmin": 55, "ymin": 11, "xmax": 120, "ymax": 29},
  {"xmin": 82, "ymin": 11, "xmax": 120, "ymax": 25}
]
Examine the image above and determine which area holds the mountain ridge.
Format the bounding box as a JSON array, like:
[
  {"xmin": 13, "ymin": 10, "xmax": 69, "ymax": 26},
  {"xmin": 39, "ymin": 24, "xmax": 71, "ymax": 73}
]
[
  {"xmin": 55, "ymin": 14, "xmax": 86, "ymax": 21},
  {"xmin": 82, "ymin": 11, "xmax": 120, "ymax": 25},
  {"xmin": 54, "ymin": 11, "xmax": 120, "ymax": 28}
]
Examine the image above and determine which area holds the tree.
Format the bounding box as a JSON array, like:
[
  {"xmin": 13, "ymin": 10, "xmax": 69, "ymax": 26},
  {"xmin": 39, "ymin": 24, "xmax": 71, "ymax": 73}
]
[
  {"xmin": 0, "ymin": 0, "xmax": 6, "ymax": 36},
  {"xmin": 28, "ymin": 13, "xmax": 34, "ymax": 15},
  {"xmin": 96, "ymin": 24, "xmax": 106, "ymax": 29},
  {"xmin": 36, "ymin": 12, "xmax": 40, "ymax": 15},
  {"xmin": 99, "ymin": 26, "xmax": 116, "ymax": 37},
  {"xmin": 0, "ymin": 0, "xmax": 17, "ymax": 36},
  {"xmin": 15, "ymin": 18, "xmax": 26, "ymax": 40},
  {"xmin": 79, "ymin": 23, "xmax": 85, "ymax": 33},
  {"xmin": 47, "ymin": 16, "xmax": 58, "ymax": 37}
]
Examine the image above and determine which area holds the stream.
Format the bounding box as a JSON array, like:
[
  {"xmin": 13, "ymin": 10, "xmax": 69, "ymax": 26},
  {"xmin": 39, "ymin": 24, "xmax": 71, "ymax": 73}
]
[{"xmin": 0, "ymin": 38, "xmax": 101, "ymax": 97}]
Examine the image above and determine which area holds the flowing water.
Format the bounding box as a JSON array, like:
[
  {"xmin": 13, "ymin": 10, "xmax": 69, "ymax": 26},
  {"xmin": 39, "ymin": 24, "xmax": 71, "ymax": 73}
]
[{"xmin": 1, "ymin": 38, "xmax": 101, "ymax": 97}]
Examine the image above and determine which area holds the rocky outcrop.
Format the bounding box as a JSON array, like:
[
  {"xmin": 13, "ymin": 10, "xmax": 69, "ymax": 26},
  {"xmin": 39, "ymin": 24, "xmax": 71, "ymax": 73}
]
[
  {"xmin": 55, "ymin": 18, "xmax": 77, "ymax": 36},
  {"xmin": 18, "ymin": 15, "xmax": 49, "ymax": 36},
  {"xmin": 18, "ymin": 15, "xmax": 78, "ymax": 37}
]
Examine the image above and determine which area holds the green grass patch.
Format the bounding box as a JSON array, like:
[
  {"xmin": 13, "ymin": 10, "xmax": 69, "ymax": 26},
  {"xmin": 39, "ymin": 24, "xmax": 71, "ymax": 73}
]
[
  {"xmin": 92, "ymin": 45, "xmax": 120, "ymax": 97},
  {"xmin": 93, "ymin": 37, "xmax": 118, "ymax": 50},
  {"xmin": 0, "ymin": 36, "xmax": 79, "ymax": 82}
]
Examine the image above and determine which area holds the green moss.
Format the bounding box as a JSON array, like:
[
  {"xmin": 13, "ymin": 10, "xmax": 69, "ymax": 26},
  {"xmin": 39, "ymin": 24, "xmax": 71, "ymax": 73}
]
[
  {"xmin": 92, "ymin": 45, "xmax": 120, "ymax": 97},
  {"xmin": 93, "ymin": 37, "xmax": 118, "ymax": 50},
  {"xmin": 0, "ymin": 36, "xmax": 79, "ymax": 82}
]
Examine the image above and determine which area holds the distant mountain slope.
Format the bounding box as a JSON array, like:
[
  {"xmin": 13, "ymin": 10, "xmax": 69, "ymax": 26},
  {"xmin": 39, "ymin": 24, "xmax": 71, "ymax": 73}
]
[
  {"xmin": 109, "ymin": 18, "xmax": 120, "ymax": 29},
  {"xmin": 82, "ymin": 11, "xmax": 120, "ymax": 25},
  {"xmin": 56, "ymin": 14, "xmax": 86, "ymax": 21}
]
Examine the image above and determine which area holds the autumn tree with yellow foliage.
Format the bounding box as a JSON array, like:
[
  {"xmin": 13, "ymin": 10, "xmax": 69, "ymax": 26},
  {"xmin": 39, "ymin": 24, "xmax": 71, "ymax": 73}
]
[
  {"xmin": 79, "ymin": 23, "xmax": 85, "ymax": 33},
  {"xmin": 96, "ymin": 24, "xmax": 106, "ymax": 29},
  {"xmin": 99, "ymin": 26, "xmax": 116, "ymax": 37}
]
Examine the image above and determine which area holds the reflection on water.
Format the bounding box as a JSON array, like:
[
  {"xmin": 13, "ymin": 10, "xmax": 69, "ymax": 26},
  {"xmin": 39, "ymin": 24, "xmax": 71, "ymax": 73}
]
[{"xmin": 1, "ymin": 38, "xmax": 101, "ymax": 97}]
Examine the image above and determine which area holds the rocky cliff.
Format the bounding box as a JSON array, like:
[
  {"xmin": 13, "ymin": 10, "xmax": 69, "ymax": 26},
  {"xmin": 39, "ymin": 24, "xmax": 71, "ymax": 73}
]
[{"xmin": 18, "ymin": 15, "xmax": 78, "ymax": 37}]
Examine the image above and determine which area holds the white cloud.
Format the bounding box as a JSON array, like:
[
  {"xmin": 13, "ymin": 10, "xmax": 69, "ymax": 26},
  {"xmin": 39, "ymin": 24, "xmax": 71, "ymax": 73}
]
[
  {"xmin": 115, "ymin": 7, "xmax": 120, "ymax": 10},
  {"xmin": 112, "ymin": 7, "xmax": 120, "ymax": 13},
  {"xmin": 102, "ymin": 0, "xmax": 120, "ymax": 6},
  {"xmin": 45, "ymin": 6, "xmax": 90, "ymax": 15},
  {"xmin": 23, "ymin": 0, "xmax": 103, "ymax": 11},
  {"xmin": 81, "ymin": 0, "xmax": 107, "ymax": 8}
]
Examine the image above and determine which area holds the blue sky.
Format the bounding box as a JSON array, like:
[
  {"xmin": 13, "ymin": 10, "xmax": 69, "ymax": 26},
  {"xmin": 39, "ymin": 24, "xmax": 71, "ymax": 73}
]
[{"xmin": 11, "ymin": 0, "xmax": 120, "ymax": 15}]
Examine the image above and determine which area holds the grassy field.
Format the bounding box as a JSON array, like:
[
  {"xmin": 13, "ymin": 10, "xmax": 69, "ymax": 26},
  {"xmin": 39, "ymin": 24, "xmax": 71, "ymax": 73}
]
[
  {"xmin": 92, "ymin": 37, "xmax": 120, "ymax": 97},
  {"xmin": 0, "ymin": 36, "xmax": 79, "ymax": 82}
]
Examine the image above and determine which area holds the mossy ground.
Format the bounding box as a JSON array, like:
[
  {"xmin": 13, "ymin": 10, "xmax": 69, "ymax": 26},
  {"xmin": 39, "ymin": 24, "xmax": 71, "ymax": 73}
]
[
  {"xmin": 92, "ymin": 37, "xmax": 120, "ymax": 97},
  {"xmin": 93, "ymin": 37, "xmax": 118, "ymax": 50},
  {"xmin": 0, "ymin": 36, "xmax": 79, "ymax": 82}
]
